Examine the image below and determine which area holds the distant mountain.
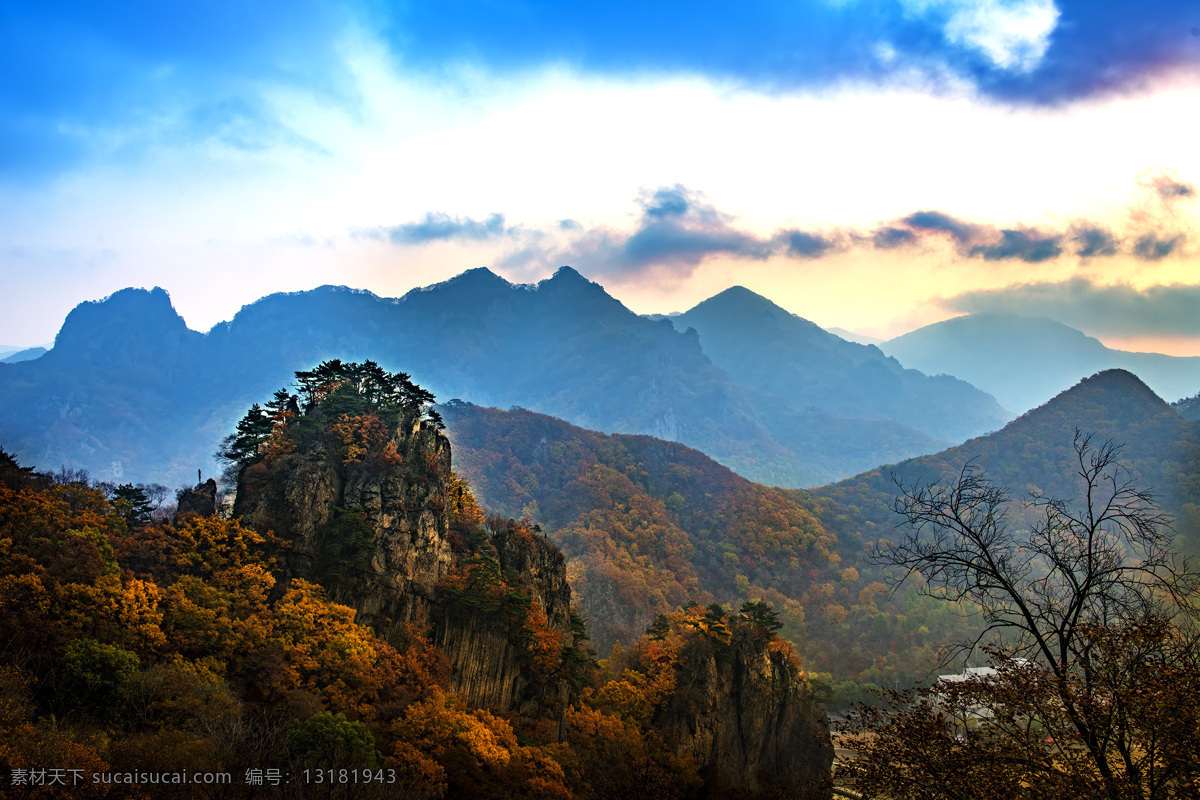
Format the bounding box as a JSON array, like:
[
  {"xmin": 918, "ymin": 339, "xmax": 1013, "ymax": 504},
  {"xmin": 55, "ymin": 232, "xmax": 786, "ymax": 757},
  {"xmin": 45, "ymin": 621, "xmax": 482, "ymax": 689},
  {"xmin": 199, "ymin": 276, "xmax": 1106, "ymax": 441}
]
[
  {"xmin": 674, "ymin": 287, "xmax": 1012, "ymax": 442},
  {"xmin": 0, "ymin": 268, "xmax": 949, "ymax": 488},
  {"xmin": 826, "ymin": 327, "xmax": 883, "ymax": 346},
  {"xmin": 0, "ymin": 346, "xmax": 47, "ymax": 363},
  {"xmin": 883, "ymin": 312, "xmax": 1200, "ymax": 413},
  {"xmin": 809, "ymin": 369, "xmax": 1200, "ymax": 558}
]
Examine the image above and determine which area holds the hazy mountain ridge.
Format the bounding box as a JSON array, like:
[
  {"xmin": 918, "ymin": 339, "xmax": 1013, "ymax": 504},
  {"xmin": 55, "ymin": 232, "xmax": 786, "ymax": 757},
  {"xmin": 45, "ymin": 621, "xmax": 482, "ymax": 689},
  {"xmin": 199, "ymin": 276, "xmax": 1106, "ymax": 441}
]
[
  {"xmin": 884, "ymin": 312, "xmax": 1200, "ymax": 414},
  {"xmin": 0, "ymin": 268, "xmax": 956, "ymax": 489},
  {"xmin": 674, "ymin": 287, "xmax": 1012, "ymax": 442},
  {"xmin": 0, "ymin": 347, "xmax": 47, "ymax": 363}
]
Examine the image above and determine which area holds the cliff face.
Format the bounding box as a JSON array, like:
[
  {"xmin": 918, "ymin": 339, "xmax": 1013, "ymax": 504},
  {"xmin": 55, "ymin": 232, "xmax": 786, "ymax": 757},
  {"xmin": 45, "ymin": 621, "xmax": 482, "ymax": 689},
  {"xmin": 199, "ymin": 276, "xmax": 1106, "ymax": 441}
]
[
  {"xmin": 233, "ymin": 412, "xmax": 456, "ymax": 625},
  {"xmin": 232, "ymin": 407, "xmax": 574, "ymax": 716},
  {"xmin": 436, "ymin": 524, "xmax": 573, "ymax": 717},
  {"xmin": 659, "ymin": 628, "xmax": 833, "ymax": 799}
]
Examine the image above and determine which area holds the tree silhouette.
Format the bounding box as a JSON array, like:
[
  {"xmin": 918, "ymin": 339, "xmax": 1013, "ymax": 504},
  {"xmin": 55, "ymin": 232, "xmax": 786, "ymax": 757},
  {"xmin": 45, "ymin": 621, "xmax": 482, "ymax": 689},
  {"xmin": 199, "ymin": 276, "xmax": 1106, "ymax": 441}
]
[{"xmin": 844, "ymin": 431, "xmax": 1200, "ymax": 800}]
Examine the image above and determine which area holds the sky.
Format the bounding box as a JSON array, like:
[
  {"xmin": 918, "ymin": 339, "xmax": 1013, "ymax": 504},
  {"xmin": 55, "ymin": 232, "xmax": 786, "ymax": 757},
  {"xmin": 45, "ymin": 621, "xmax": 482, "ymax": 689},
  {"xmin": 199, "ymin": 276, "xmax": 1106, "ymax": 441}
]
[{"xmin": 2, "ymin": 0, "xmax": 1199, "ymax": 353}]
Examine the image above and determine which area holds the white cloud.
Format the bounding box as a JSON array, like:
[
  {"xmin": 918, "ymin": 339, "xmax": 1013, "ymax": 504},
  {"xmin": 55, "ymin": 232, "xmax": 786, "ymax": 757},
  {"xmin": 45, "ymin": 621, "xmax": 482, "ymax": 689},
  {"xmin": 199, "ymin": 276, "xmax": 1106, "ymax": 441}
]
[{"xmin": 901, "ymin": 0, "xmax": 1060, "ymax": 72}]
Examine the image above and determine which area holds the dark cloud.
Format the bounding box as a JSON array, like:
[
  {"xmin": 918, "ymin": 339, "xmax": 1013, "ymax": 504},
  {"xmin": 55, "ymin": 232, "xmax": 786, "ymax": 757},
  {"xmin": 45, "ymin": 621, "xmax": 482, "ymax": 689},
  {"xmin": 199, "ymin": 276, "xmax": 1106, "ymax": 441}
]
[
  {"xmin": 385, "ymin": 212, "xmax": 510, "ymax": 244},
  {"xmin": 968, "ymin": 229, "xmax": 1063, "ymax": 263},
  {"xmin": 621, "ymin": 225, "xmax": 770, "ymax": 266},
  {"xmin": 888, "ymin": 212, "xmax": 1065, "ymax": 264},
  {"xmin": 642, "ymin": 187, "xmax": 692, "ymax": 219},
  {"xmin": 385, "ymin": 0, "xmax": 1200, "ymax": 106},
  {"xmin": 1133, "ymin": 233, "xmax": 1185, "ymax": 261},
  {"xmin": 570, "ymin": 187, "xmax": 774, "ymax": 275},
  {"xmin": 533, "ymin": 186, "xmax": 806, "ymax": 279},
  {"xmin": 1073, "ymin": 227, "xmax": 1120, "ymax": 258},
  {"xmin": 781, "ymin": 230, "xmax": 835, "ymax": 259},
  {"xmin": 902, "ymin": 211, "xmax": 978, "ymax": 244},
  {"xmin": 943, "ymin": 277, "xmax": 1200, "ymax": 337},
  {"xmin": 965, "ymin": 0, "xmax": 1200, "ymax": 103},
  {"xmin": 871, "ymin": 226, "xmax": 918, "ymax": 249},
  {"xmin": 877, "ymin": 205, "xmax": 1189, "ymax": 264},
  {"xmin": 1150, "ymin": 175, "xmax": 1197, "ymax": 200}
]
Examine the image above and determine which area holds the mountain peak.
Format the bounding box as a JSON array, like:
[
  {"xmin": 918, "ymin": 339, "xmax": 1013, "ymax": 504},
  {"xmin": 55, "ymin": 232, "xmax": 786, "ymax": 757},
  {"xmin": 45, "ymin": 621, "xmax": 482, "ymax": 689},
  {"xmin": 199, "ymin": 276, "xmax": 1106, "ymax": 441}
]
[
  {"xmin": 1043, "ymin": 368, "xmax": 1169, "ymax": 414},
  {"xmin": 54, "ymin": 287, "xmax": 195, "ymax": 360},
  {"xmin": 690, "ymin": 285, "xmax": 786, "ymax": 316},
  {"xmin": 533, "ymin": 266, "xmax": 631, "ymax": 318},
  {"xmin": 549, "ymin": 265, "xmax": 587, "ymax": 282},
  {"xmin": 425, "ymin": 266, "xmax": 513, "ymax": 293}
]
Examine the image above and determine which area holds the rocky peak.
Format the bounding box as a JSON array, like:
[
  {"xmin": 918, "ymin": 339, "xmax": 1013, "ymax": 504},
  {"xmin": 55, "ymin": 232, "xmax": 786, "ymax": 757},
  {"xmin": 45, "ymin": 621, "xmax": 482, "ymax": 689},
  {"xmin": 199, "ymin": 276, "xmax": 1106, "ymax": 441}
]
[
  {"xmin": 228, "ymin": 361, "xmax": 577, "ymax": 717},
  {"xmin": 174, "ymin": 478, "xmax": 218, "ymax": 522},
  {"xmin": 53, "ymin": 287, "xmax": 199, "ymax": 364}
]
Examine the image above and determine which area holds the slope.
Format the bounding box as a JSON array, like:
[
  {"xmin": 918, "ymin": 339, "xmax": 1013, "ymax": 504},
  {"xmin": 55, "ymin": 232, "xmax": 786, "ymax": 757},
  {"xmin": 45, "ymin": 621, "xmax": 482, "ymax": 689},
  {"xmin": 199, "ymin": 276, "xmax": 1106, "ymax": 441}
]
[
  {"xmin": 675, "ymin": 286, "xmax": 1012, "ymax": 442},
  {"xmin": 440, "ymin": 400, "xmax": 979, "ymax": 684},
  {"xmin": 809, "ymin": 369, "xmax": 1200, "ymax": 560}
]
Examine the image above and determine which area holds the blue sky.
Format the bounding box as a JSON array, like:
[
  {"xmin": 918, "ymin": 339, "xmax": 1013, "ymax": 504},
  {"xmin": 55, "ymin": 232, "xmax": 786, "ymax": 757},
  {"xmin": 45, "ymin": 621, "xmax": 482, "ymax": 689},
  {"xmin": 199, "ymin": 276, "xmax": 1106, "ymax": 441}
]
[{"xmin": 2, "ymin": 0, "xmax": 1199, "ymax": 351}]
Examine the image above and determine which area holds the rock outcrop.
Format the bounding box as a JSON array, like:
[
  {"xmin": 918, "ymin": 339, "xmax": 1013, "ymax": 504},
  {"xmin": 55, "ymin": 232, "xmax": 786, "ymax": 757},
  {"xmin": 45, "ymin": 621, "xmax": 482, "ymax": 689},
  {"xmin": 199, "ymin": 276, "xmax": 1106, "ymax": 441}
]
[
  {"xmin": 174, "ymin": 477, "xmax": 218, "ymax": 520},
  {"xmin": 231, "ymin": 404, "xmax": 574, "ymax": 718},
  {"xmin": 659, "ymin": 628, "xmax": 833, "ymax": 799}
]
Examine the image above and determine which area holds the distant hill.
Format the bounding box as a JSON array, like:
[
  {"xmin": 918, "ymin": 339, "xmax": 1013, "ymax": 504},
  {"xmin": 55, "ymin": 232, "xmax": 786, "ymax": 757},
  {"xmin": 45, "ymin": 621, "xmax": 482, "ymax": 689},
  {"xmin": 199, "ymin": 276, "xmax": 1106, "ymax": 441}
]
[
  {"xmin": 0, "ymin": 268, "xmax": 953, "ymax": 489},
  {"xmin": 0, "ymin": 346, "xmax": 47, "ymax": 363},
  {"xmin": 809, "ymin": 369, "xmax": 1200, "ymax": 558},
  {"xmin": 883, "ymin": 312, "xmax": 1200, "ymax": 413},
  {"xmin": 674, "ymin": 287, "xmax": 1012, "ymax": 442}
]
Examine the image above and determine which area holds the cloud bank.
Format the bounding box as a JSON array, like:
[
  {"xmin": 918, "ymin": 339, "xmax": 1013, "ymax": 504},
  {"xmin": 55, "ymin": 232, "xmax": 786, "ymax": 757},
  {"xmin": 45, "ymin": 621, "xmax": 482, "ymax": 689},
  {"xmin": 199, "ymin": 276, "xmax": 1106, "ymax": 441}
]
[
  {"xmin": 943, "ymin": 277, "xmax": 1200, "ymax": 337},
  {"xmin": 376, "ymin": 179, "xmax": 1193, "ymax": 286}
]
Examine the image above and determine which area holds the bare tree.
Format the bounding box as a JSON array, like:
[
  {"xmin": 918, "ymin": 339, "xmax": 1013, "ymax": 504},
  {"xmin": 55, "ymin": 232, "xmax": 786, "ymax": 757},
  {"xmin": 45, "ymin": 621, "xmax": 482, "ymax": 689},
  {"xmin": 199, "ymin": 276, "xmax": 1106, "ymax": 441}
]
[
  {"xmin": 886, "ymin": 431, "xmax": 1192, "ymax": 668},
  {"xmin": 843, "ymin": 431, "xmax": 1200, "ymax": 800}
]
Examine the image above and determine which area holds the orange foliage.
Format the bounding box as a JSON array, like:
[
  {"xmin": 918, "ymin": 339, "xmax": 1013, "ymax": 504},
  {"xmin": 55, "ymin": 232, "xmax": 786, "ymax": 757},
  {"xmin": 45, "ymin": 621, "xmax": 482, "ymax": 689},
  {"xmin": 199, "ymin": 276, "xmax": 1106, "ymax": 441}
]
[
  {"xmin": 524, "ymin": 602, "xmax": 565, "ymax": 678},
  {"xmin": 116, "ymin": 578, "xmax": 167, "ymax": 655},
  {"xmin": 330, "ymin": 413, "xmax": 391, "ymax": 465},
  {"xmin": 390, "ymin": 689, "xmax": 573, "ymax": 800},
  {"xmin": 369, "ymin": 624, "xmax": 452, "ymax": 721},
  {"xmin": 261, "ymin": 410, "xmax": 296, "ymax": 462}
]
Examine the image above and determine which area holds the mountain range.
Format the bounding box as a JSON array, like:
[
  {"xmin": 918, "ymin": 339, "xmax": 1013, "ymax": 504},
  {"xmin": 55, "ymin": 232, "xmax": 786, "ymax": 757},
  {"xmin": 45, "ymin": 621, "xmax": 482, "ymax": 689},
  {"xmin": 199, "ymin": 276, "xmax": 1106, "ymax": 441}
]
[
  {"xmin": 883, "ymin": 312, "xmax": 1200, "ymax": 414},
  {"xmin": 0, "ymin": 267, "xmax": 1005, "ymax": 489}
]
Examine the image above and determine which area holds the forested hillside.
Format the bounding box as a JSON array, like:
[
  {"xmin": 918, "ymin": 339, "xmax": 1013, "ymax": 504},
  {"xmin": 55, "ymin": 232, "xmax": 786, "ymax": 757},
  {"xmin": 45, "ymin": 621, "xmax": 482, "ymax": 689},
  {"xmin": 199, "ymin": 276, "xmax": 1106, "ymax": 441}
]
[
  {"xmin": 810, "ymin": 369, "xmax": 1200, "ymax": 558},
  {"xmin": 0, "ymin": 362, "xmax": 833, "ymax": 799},
  {"xmin": 442, "ymin": 369, "xmax": 1200, "ymax": 696},
  {"xmin": 442, "ymin": 401, "xmax": 980, "ymax": 688}
]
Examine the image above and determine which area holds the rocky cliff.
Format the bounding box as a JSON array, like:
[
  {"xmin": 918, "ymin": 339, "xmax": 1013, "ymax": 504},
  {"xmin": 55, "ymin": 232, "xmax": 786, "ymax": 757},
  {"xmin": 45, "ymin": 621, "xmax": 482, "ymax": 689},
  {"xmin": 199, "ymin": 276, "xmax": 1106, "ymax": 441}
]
[
  {"xmin": 659, "ymin": 625, "xmax": 833, "ymax": 799},
  {"xmin": 234, "ymin": 409, "xmax": 457, "ymax": 626},
  {"xmin": 229, "ymin": 369, "xmax": 575, "ymax": 717}
]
